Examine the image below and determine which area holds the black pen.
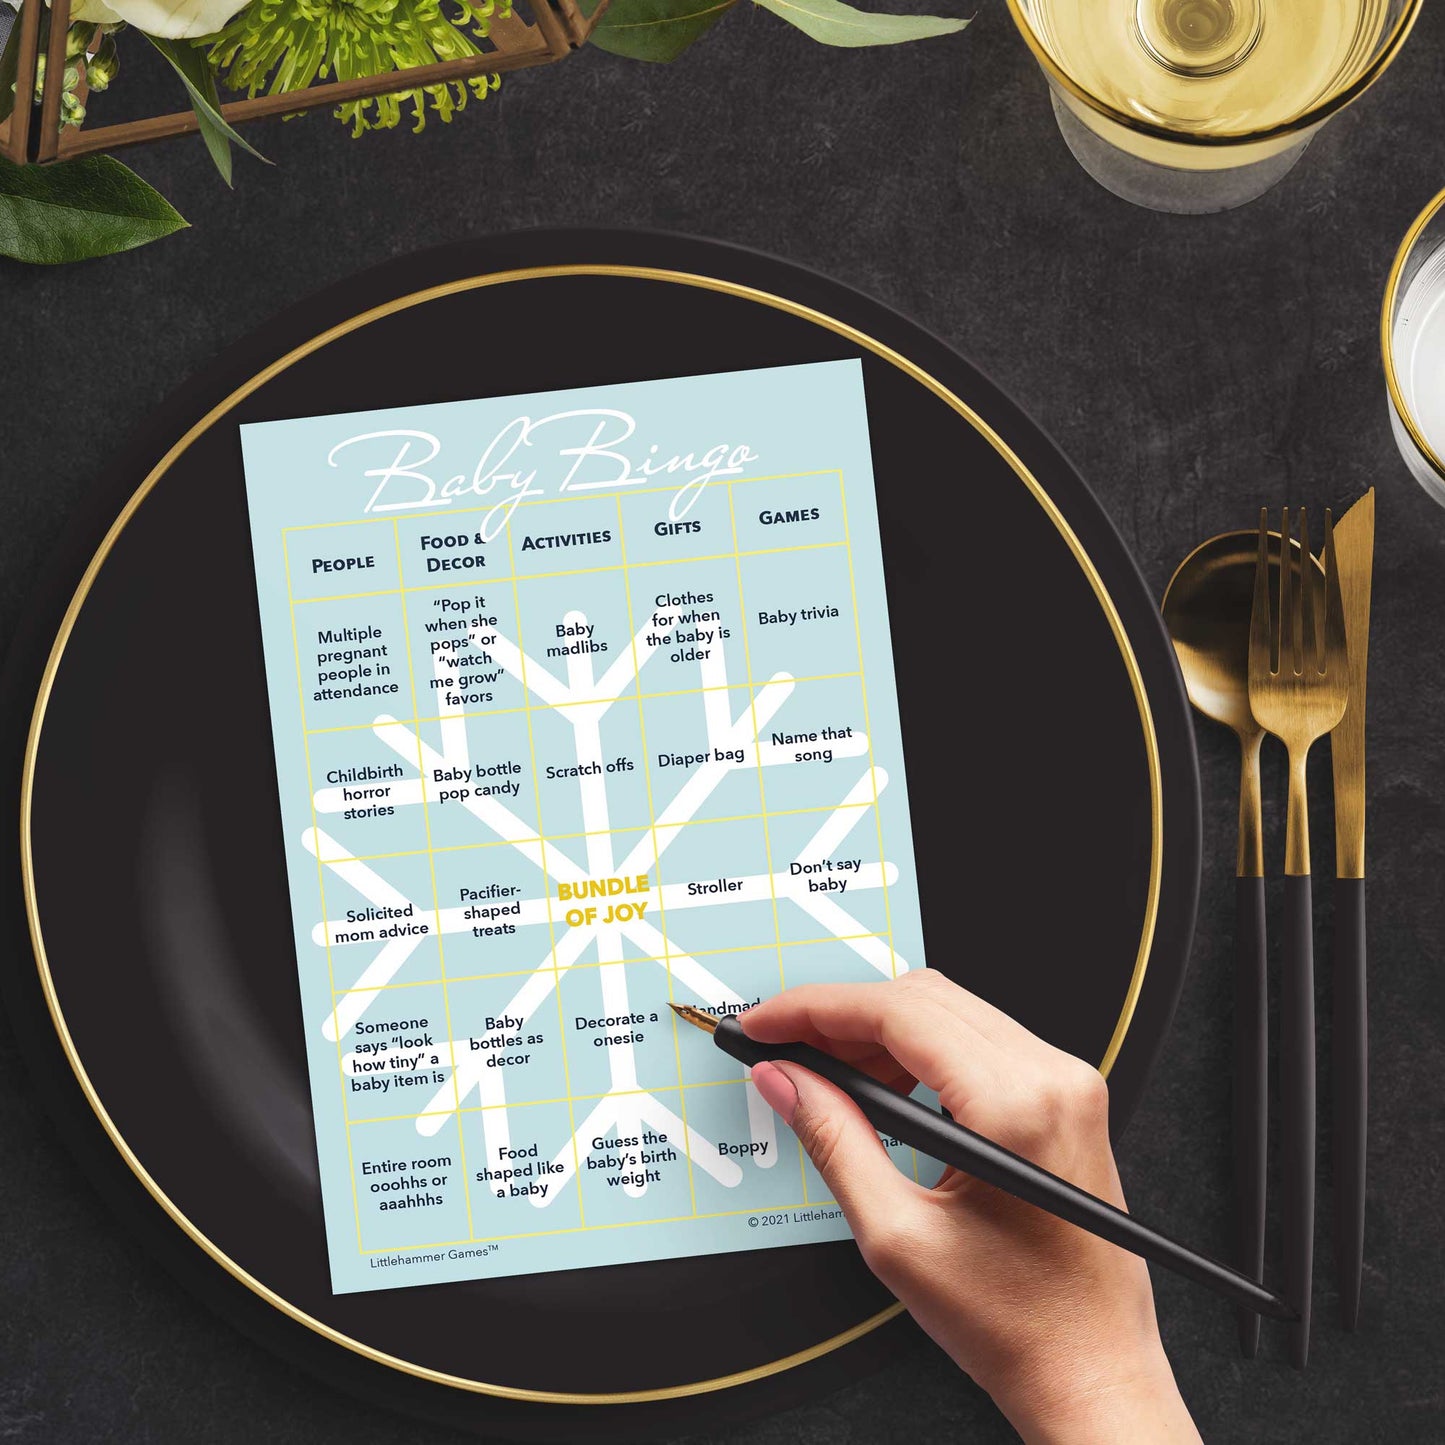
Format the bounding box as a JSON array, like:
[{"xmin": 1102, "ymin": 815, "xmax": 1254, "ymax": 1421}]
[{"xmin": 670, "ymin": 1003, "xmax": 1295, "ymax": 1323}]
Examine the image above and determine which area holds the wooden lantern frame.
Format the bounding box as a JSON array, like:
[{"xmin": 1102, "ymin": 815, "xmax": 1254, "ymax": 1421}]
[{"xmin": 0, "ymin": 0, "xmax": 605, "ymax": 165}]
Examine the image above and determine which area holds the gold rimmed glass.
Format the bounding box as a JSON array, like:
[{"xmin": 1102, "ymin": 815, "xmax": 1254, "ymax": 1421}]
[
  {"xmin": 1004, "ymin": 0, "xmax": 1423, "ymax": 214},
  {"xmin": 1383, "ymin": 186, "xmax": 1445, "ymax": 506}
]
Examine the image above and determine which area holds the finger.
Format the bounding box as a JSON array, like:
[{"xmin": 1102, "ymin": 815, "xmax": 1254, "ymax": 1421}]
[
  {"xmin": 808, "ymin": 1046, "xmax": 917, "ymax": 1093},
  {"xmin": 743, "ymin": 976, "xmax": 1008, "ymax": 1106},
  {"xmin": 751, "ymin": 1060, "xmax": 922, "ymax": 1251},
  {"xmin": 744, "ymin": 1022, "xmax": 919, "ymax": 1094}
]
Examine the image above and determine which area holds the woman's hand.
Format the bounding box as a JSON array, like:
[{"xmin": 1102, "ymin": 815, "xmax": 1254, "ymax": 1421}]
[{"xmin": 742, "ymin": 971, "xmax": 1200, "ymax": 1444}]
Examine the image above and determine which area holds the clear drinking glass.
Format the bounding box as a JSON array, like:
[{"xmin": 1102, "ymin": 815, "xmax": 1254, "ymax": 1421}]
[
  {"xmin": 1004, "ymin": 0, "xmax": 1422, "ymax": 214},
  {"xmin": 1384, "ymin": 186, "xmax": 1445, "ymax": 507}
]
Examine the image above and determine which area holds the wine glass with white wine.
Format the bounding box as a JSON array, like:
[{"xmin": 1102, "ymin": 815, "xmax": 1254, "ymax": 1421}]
[
  {"xmin": 1005, "ymin": 0, "xmax": 1422, "ymax": 213},
  {"xmin": 1384, "ymin": 187, "xmax": 1445, "ymax": 506}
]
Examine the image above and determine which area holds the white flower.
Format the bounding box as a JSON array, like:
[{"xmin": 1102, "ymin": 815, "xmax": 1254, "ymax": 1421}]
[
  {"xmin": 70, "ymin": 0, "xmax": 251, "ymax": 39},
  {"xmin": 69, "ymin": 0, "xmax": 126, "ymax": 24}
]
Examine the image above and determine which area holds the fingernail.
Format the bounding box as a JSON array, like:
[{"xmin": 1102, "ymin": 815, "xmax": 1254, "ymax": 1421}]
[{"xmin": 750, "ymin": 1061, "xmax": 798, "ymax": 1125}]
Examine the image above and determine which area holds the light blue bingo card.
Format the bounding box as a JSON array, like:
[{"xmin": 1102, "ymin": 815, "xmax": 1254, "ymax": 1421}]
[{"xmin": 240, "ymin": 359, "xmax": 938, "ymax": 1293}]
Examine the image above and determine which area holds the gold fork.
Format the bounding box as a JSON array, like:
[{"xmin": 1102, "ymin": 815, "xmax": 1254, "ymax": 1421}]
[{"xmin": 1248, "ymin": 507, "xmax": 1349, "ymax": 1370}]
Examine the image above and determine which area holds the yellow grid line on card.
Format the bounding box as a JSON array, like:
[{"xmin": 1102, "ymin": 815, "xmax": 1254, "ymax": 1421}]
[
  {"xmin": 291, "ymin": 585, "xmax": 401, "ymax": 605},
  {"xmin": 298, "ymin": 672, "xmax": 862, "ymax": 736},
  {"xmin": 353, "ymin": 1193, "xmax": 840, "ymax": 1254},
  {"xmin": 392, "ymin": 516, "xmax": 476, "ymax": 1244},
  {"xmin": 284, "ymin": 529, "xmax": 368, "ymax": 1253},
  {"xmin": 282, "ymin": 469, "xmax": 839, "ymax": 537},
  {"xmin": 723, "ymin": 473, "xmax": 811, "ymax": 1210},
  {"xmin": 327, "ymin": 929, "xmax": 888, "ymax": 977},
  {"xmin": 504, "ymin": 515, "xmax": 588, "ymax": 1232},
  {"xmin": 322, "ymin": 930, "xmax": 893, "ymax": 1000},
  {"xmin": 617, "ymin": 490, "xmax": 699, "ymax": 1219},
  {"xmin": 834, "ymin": 470, "xmax": 917, "ymax": 1185},
  {"xmin": 308, "ymin": 799, "xmax": 876, "ymax": 867},
  {"xmin": 346, "ymin": 1074, "xmax": 777, "ymax": 1126},
  {"xmin": 724, "ymin": 485, "xmax": 787, "ymax": 1002},
  {"xmin": 291, "ymin": 540, "xmax": 848, "ymax": 604},
  {"xmin": 835, "ymin": 471, "xmax": 897, "ymax": 977}
]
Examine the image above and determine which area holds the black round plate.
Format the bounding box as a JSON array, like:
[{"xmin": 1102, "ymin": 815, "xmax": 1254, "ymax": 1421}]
[{"xmin": 0, "ymin": 231, "xmax": 1199, "ymax": 1441}]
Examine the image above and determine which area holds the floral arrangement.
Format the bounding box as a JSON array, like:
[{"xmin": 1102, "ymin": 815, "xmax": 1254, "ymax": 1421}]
[{"xmin": 0, "ymin": 0, "xmax": 966, "ymax": 264}]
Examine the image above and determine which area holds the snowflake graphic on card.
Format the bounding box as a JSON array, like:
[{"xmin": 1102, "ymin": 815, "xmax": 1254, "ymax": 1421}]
[{"xmin": 309, "ymin": 587, "xmax": 906, "ymax": 1203}]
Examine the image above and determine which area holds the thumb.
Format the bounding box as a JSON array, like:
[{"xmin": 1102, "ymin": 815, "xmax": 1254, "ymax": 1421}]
[{"xmin": 751, "ymin": 1060, "xmax": 918, "ymax": 1245}]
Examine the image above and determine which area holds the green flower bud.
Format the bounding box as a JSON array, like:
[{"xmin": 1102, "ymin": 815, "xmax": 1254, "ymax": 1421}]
[
  {"xmin": 33, "ymin": 52, "xmax": 45, "ymax": 106},
  {"xmin": 60, "ymin": 91, "xmax": 86, "ymax": 128},
  {"xmin": 65, "ymin": 23, "xmax": 98, "ymax": 61},
  {"xmin": 63, "ymin": 64, "xmax": 81, "ymax": 92},
  {"xmin": 86, "ymin": 34, "xmax": 119, "ymax": 92}
]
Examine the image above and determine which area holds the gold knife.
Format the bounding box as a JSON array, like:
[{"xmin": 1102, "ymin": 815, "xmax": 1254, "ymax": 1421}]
[{"xmin": 1330, "ymin": 487, "xmax": 1373, "ymax": 1331}]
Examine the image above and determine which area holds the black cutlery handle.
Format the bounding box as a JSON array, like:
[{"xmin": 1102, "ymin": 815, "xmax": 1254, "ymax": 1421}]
[
  {"xmin": 1333, "ymin": 877, "xmax": 1367, "ymax": 1331},
  {"xmin": 1282, "ymin": 872, "xmax": 1316, "ymax": 1368},
  {"xmin": 1234, "ymin": 874, "xmax": 1268, "ymax": 1359}
]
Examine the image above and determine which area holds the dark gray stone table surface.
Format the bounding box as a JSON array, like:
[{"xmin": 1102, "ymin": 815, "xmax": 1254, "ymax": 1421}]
[{"xmin": 3, "ymin": 4, "xmax": 1444, "ymax": 1439}]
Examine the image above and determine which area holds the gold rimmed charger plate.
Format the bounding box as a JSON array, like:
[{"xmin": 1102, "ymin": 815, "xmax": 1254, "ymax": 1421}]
[{"xmin": 2, "ymin": 232, "xmax": 1200, "ymax": 1437}]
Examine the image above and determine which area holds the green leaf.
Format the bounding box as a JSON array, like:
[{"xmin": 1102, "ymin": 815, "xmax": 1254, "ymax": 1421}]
[
  {"xmin": 0, "ymin": 153, "xmax": 187, "ymax": 265},
  {"xmin": 588, "ymin": 0, "xmax": 739, "ymax": 62},
  {"xmin": 145, "ymin": 34, "xmax": 269, "ymax": 186},
  {"xmin": 754, "ymin": 0, "xmax": 967, "ymax": 46}
]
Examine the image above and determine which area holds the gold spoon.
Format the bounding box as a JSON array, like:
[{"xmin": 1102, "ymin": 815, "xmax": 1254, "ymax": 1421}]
[{"xmin": 1163, "ymin": 529, "xmax": 1321, "ymax": 1358}]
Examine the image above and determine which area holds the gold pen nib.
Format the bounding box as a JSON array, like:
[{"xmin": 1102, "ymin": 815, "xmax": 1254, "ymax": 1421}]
[{"xmin": 668, "ymin": 1002, "xmax": 720, "ymax": 1034}]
